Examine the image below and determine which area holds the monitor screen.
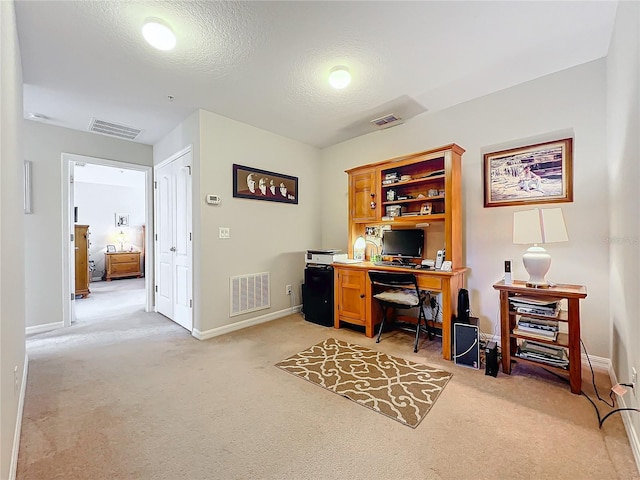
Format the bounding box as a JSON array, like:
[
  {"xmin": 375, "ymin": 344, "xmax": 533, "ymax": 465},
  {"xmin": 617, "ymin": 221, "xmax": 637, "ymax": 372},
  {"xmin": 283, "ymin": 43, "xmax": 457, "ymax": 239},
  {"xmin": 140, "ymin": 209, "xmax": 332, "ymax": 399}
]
[{"xmin": 381, "ymin": 229, "xmax": 424, "ymax": 259}]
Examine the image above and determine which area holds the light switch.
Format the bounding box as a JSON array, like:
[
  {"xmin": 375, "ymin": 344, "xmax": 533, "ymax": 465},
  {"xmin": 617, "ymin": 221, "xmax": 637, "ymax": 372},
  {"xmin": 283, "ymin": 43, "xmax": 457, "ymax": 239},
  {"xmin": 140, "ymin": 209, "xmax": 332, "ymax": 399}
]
[{"xmin": 219, "ymin": 227, "xmax": 230, "ymax": 239}]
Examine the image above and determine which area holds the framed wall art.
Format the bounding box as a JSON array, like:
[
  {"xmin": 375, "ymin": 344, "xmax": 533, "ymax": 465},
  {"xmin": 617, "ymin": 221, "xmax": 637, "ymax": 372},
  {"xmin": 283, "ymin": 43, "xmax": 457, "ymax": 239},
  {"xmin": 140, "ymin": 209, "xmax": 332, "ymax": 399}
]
[
  {"xmin": 483, "ymin": 138, "xmax": 573, "ymax": 208},
  {"xmin": 115, "ymin": 212, "xmax": 130, "ymax": 227},
  {"xmin": 233, "ymin": 164, "xmax": 298, "ymax": 204}
]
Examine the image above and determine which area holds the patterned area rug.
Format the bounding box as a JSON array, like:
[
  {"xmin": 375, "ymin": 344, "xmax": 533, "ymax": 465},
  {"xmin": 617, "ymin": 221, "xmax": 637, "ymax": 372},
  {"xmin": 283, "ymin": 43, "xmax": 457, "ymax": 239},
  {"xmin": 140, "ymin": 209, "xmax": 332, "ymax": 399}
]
[{"xmin": 276, "ymin": 338, "xmax": 452, "ymax": 428}]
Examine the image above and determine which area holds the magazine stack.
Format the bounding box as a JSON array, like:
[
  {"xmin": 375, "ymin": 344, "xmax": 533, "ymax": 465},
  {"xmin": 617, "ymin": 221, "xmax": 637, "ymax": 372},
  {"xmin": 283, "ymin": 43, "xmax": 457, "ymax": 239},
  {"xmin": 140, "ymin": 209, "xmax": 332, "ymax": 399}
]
[
  {"xmin": 513, "ymin": 316, "xmax": 559, "ymax": 341},
  {"xmin": 509, "ymin": 295, "xmax": 560, "ymax": 318}
]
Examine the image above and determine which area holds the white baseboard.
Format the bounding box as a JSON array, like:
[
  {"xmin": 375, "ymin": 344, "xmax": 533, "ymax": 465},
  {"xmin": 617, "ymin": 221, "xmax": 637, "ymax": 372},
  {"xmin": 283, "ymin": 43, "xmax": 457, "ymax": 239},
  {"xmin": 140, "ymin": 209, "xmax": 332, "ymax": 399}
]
[
  {"xmin": 25, "ymin": 321, "xmax": 64, "ymax": 335},
  {"xmin": 9, "ymin": 354, "xmax": 28, "ymax": 480},
  {"xmin": 609, "ymin": 367, "xmax": 640, "ymax": 474},
  {"xmin": 192, "ymin": 305, "xmax": 302, "ymax": 341}
]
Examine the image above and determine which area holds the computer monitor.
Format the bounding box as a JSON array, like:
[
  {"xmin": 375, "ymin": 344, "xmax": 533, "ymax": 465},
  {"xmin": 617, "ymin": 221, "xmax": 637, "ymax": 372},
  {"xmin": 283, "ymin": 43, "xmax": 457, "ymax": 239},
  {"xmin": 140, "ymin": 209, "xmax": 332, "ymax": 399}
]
[{"xmin": 381, "ymin": 229, "xmax": 424, "ymax": 260}]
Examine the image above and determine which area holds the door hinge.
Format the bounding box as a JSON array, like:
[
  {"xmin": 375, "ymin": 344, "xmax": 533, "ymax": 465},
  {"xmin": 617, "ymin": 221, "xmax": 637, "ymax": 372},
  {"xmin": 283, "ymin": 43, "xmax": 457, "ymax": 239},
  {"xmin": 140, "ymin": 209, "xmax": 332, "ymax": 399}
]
[
  {"xmin": 154, "ymin": 181, "xmax": 157, "ymax": 189},
  {"xmin": 189, "ymin": 232, "xmax": 191, "ymax": 241},
  {"xmin": 71, "ymin": 293, "xmax": 75, "ymax": 300},
  {"xmin": 155, "ymin": 285, "xmax": 158, "ymax": 293},
  {"xmin": 190, "ymin": 299, "xmax": 192, "ymax": 308},
  {"xmin": 70, "ymin": 175, "xmax": 74, "ymax": 184},
  {"xmin": 155, "ymin": 233, "xmax": 158, "ymax": 241},
  {"xmin": 70, "ymin": 233, "xmax": 74, "ymax": 242},
  {"xmin": 186, "ymin": 165, "xmax": 191, "ymax": 175}
]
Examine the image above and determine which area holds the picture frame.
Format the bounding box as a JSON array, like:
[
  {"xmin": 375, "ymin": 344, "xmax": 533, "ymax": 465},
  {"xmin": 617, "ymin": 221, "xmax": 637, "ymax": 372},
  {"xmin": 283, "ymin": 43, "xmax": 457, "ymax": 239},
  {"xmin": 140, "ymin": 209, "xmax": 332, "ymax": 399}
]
[
  {"xmin": 115, "ymin": 213, "xmax": 129, "ymax": 227},
  {"xmin": 106, "ymin": 245, "xmax": 116, "ymax": 253},
  {"xmin": 420, "ymin": 202, "xmax": 432, "ymax": 215},
  {"xmin": 483, "ymin": 138, "xmax": 573, "ymax": 208},
  {"xmin": 232, "ymin": 164, "xmax": 298, "ymax": 204}
]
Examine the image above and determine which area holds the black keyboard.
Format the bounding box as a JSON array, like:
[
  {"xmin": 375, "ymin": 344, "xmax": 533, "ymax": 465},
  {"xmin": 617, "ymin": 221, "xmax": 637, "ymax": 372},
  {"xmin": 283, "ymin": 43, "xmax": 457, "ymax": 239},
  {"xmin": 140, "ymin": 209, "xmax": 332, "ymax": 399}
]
[{"xmin": 374, "ymin": 262, "xmax": 417, "ymax": 269}]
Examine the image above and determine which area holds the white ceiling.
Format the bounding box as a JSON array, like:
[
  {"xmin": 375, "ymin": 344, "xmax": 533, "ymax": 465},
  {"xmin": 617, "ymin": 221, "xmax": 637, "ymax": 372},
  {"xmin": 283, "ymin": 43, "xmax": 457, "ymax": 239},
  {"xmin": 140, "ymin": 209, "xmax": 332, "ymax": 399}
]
[
  {"xmin": 74, "ymin": 162, "xmax": 145, "ymax": 188},
  {"xmin": 15, "ymin": 1, "xmax": 618, "ymax": 148}
]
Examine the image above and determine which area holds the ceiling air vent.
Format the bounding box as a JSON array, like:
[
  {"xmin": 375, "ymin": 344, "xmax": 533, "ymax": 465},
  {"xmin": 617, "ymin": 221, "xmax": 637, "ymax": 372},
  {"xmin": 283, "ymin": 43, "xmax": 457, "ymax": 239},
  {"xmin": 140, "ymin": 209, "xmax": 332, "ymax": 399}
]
[
  {"xmin": 370, "ymin": 113, "xmax": 404, "ymax": 130},
  {"xmin": 89, "ymin": 118, "xmax": 142, "ymax": 141}
]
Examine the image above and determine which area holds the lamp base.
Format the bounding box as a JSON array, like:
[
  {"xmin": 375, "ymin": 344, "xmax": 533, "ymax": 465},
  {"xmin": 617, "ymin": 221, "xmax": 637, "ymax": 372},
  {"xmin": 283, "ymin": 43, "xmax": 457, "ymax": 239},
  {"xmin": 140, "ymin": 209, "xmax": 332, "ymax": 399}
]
[
  {"xmin": 525, "ymin": 281, "xmax": 550, "ymax": 289},
  {"xmin": 522, "ymin": 245, "xmax": 552, "ymax": 289}
]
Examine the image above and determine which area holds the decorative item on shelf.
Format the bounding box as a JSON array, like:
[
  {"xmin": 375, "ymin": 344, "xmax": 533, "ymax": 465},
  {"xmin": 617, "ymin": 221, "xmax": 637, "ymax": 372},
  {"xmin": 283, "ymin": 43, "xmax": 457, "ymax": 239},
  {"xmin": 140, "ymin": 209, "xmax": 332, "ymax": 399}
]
[
  {"xmin": 387, "ymin": 189, "xmax": 396, "ymax": 201},
  {"xmin": 400, "ymin": 174, "xmax": 412, "ymax": 182},
  {"xmin": 383, "ymin": 172, "xmax": 399, "ymax": 185},
  {"xmin": 513, "ymin": 207, "xmax": 568, "ymax": 288},
  {"xmin": 428, "ymin": 189, "xmax": 439, "ymax": 197},
  {"xmin": 106, "ymin": 244, "xmax": 116, "ymax": 253},
  {"xmin": 438, "ymin": 189, "xmax": 445, "ymax": 196},
  {"xmin": 420, "ymin": 203, "xmax": 433, "ymax": 215},
  {"xmin": 353, "ymin": 236, "xmax": 366, "ymax": 261},
  {"xmin": 386, "ymin": 205, "xmax": 402, "ymax": 217}
]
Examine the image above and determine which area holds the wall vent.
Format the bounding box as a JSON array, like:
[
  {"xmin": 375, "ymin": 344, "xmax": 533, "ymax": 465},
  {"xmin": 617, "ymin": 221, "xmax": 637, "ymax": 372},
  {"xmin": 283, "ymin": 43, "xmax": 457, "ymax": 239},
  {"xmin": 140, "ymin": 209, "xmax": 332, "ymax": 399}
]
[
  {"xmin": 230, "ymin": 272, "xmax": 270, "ymax": 317},
  {"xmin": 89, "ymin": 118, "xmax": 142, "ymax": 140},
  {"xmin": 370, "ymin": 113, "xmax": 404, "ymax": 129}
]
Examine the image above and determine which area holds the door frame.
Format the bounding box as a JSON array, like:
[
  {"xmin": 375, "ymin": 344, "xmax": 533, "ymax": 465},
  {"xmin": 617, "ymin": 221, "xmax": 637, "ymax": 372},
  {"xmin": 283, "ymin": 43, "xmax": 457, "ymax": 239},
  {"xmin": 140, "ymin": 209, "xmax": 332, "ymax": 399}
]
[
  {"xmin": 61, "ymin": 153, "xmax": 154, "ymax": 327},
  {"xmin": 153, "ymin": 145, "xmax": 193, "ymax": 330}
]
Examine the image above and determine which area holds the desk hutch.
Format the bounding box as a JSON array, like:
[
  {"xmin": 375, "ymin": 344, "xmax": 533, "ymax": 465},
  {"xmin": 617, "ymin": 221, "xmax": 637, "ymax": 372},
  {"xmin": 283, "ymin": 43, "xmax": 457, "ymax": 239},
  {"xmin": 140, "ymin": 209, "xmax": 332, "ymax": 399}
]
[{"xmin": 334, "ymin": 144, "xmax": 467, "ymax": 360}]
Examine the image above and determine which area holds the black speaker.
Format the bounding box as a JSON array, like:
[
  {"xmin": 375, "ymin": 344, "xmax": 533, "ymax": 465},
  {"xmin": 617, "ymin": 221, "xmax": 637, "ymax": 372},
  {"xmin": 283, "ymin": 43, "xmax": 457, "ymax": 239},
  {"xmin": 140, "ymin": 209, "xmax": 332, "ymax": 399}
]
[
  {"xmin": 485, "ymin": 341, "xmax": 499, "ymax": 377},
  {"xmin": 453, "ymin": 323, "xmax": 479, "ymax": 369},
  {"xmin": 457, "ymin": 288, "xmax": 470, "ymax": 324}
]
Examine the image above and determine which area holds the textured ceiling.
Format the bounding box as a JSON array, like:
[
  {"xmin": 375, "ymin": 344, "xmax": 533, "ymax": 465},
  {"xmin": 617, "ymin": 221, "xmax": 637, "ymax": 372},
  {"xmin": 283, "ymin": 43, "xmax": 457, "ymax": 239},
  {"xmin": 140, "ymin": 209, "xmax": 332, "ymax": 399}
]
[{"xmin": 15, "ymin": 1, "xmax": 618, "ymax": 148}]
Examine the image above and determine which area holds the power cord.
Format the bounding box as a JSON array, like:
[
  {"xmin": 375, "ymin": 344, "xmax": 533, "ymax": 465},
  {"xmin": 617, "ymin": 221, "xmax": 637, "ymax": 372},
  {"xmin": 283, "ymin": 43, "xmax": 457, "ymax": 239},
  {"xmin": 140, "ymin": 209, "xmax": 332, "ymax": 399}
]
[{"xmin": 546, "ymin": 339, "xmax": 640, "ymax": 428}]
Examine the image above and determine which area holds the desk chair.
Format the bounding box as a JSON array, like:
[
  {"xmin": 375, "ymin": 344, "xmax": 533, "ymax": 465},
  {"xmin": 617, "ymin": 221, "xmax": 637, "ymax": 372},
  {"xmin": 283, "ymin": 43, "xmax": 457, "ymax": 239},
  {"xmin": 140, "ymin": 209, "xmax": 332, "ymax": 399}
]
[{"xmin": 368, "ymin": 271, "xmax": 434, "ymax": 353}]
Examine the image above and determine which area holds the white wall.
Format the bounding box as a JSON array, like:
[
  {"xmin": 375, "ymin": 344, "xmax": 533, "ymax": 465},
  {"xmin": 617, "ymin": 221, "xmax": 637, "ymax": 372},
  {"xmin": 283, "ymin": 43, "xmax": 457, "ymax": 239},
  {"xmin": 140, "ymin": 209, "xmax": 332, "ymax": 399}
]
[
  {"xmin": 23, "ymin": 121, "xmax": 152, "ymax": 328},
  {"xmin": 607, "ymin": 0, "xmax": 640, "ymax": 449},
  {"xmin": 321, "ymin": 60, "xmax": 610, "ymax": 358},
  {"xmin": 0, "ymin": 2, "xmax": 25, "ymax": 478},
  {"xmin": 74, "ymin": 181, "xmax": 146, "ymax": 279},
  {"xmin": 154, "ymin": 109, "xmax": 321, "ymax": 335}
]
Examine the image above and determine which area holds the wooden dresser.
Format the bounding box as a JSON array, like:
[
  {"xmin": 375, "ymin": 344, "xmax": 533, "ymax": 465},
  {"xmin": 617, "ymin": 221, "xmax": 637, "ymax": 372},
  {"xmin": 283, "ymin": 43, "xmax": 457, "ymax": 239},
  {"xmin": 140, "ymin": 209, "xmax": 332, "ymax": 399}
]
[
  {"xmin": 74, "ymin": 224, "xmax": 91, "ymax": 297},
  {"xmin": 104, "ymin": 251, "xmax": 142, "ymax": 281}
]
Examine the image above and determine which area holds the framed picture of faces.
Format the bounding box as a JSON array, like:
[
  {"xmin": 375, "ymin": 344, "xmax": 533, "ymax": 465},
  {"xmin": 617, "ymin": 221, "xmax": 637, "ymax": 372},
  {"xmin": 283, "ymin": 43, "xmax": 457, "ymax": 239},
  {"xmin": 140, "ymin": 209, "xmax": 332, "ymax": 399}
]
[{"xmin": 232, "ymin": 164, "xmax": 298, "ymax": 204}]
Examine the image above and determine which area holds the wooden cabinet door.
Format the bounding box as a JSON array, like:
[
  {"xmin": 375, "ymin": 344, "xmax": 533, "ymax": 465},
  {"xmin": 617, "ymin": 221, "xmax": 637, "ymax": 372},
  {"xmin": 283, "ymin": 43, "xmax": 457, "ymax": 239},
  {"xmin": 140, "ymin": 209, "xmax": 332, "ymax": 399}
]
[
  {"xmin": 74, "ymin": 225, "xmax": 90, "ymax": 297},
  {"xmin": 349, "ymin": 169, "xmax": 378, "ymax": 222},
  {"xmin": 336, "ymin": 268, "xmax": 366, "ymax": 324}
]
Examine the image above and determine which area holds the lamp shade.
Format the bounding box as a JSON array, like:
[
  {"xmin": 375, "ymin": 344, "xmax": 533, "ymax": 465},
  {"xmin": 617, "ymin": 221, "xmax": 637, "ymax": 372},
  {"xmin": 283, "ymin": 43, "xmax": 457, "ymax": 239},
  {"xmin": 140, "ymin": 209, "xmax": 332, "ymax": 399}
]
[{"xmin": 513, "ymin": 208, "xmax": 568, "ymax": 245}]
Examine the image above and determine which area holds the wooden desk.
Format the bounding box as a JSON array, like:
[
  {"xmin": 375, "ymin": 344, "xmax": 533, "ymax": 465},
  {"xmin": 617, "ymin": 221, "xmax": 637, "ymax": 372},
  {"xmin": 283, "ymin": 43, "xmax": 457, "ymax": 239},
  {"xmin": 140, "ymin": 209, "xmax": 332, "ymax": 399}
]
[{"xmin": 333, "ymin": 262, "xmax": 466, "ymax": 360}]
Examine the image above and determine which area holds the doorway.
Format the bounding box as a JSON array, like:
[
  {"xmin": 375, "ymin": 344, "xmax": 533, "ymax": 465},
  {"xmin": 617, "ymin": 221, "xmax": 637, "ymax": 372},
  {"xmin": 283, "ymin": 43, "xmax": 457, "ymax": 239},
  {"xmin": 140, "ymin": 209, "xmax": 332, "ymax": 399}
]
[{"xmin": 61, "ymin": 153, "xmax": 153, "ymax": 327}]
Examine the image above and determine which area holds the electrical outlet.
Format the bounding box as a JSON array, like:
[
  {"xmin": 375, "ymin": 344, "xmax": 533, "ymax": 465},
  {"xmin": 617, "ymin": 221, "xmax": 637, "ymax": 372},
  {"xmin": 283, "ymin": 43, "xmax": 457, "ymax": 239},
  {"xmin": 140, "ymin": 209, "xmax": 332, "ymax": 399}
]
[
  {"xmin": 633, "ymin": 367, "xmax": 637, "ymax": 397},
  {"xmin": 285, "ymin": 284, "xmax": 292, "ymax": 295},
  {"xmin": 219, "ymin": 227, "xmax": 230, "ymax": 239}
]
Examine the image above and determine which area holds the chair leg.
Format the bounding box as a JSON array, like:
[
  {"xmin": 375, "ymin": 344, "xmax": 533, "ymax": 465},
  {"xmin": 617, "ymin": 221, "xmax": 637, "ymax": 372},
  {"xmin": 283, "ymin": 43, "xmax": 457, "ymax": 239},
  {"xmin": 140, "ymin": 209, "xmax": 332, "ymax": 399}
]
[
  {"xmin": 376, "ymin": 306, "xmax": 388, "ymax": 343},
  {"xmin": 413, "ymin": 315, "xmax": 422, "ymax": 353}
]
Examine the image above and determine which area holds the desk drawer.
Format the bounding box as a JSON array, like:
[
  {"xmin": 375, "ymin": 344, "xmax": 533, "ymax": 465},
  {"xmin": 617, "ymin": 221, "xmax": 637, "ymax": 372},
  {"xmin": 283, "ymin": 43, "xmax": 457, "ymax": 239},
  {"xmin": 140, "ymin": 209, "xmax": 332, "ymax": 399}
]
[
  {"xmin": 110, "ymin": 253, "xmax": 139, "ymax": 264},
  {"xmin": 417, "ymin": 276, "xmax": 442, "ymax": 291}
]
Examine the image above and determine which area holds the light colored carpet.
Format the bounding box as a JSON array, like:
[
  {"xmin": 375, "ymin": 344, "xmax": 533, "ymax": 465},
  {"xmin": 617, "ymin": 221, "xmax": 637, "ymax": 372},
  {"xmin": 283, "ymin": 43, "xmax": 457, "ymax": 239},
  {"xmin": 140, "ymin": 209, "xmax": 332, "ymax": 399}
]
[
  {"xmin": 18, "ymin": 307, "xmax": 640, "ymax": 479},
  {"xmin": 276, "ymin": 337, "xmax": 452, "ymax": 428}
]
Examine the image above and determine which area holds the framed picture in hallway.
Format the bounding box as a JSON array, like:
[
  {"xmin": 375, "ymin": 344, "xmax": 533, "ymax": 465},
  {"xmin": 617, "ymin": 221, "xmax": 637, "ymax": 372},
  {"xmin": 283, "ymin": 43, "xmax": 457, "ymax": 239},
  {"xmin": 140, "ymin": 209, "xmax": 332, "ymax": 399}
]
[{"xmin": 233, "ymin": 164, "xmax": 298, "ymax": 204}]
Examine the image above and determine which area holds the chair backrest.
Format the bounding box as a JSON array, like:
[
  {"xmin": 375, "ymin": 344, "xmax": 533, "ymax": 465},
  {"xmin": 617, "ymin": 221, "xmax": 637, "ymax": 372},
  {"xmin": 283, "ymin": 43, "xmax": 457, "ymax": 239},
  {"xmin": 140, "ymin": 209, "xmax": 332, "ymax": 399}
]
[{"xmin": 368, "ymin": 271, "xmax": 419, "ymax": 294}]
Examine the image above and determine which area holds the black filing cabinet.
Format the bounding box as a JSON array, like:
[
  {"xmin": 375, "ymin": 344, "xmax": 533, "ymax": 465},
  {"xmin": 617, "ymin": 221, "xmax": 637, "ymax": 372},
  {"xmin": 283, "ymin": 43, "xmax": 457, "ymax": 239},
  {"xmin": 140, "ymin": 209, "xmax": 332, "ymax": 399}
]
[{"xmin": 302, "ymin": 266, "xmax": 334, "ymax": 327}]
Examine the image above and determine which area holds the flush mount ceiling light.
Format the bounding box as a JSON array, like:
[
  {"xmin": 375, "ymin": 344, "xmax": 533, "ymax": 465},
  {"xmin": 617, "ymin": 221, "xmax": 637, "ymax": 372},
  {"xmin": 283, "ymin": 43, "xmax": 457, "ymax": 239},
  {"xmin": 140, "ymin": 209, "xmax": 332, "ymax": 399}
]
[
  {"xmin": 142, "ymin": 18, "xmax": 176, "ymax": 51},
  {"xmin": 329, "ymin": 65, "xmax": 351, "ymax": 89}
]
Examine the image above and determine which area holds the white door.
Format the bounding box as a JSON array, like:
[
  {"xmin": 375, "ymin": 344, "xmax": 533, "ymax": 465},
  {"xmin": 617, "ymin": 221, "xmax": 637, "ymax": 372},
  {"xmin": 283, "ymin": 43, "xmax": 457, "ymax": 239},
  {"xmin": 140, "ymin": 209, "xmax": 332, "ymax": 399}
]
[{"xmin": 155, "ymin": 150, "xmax": 193, "ymax": 331}]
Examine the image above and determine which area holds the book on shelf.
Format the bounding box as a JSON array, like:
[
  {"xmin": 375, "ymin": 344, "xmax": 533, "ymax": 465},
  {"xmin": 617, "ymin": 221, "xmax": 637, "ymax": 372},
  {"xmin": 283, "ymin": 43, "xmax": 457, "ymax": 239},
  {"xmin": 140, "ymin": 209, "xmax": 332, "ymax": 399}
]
[
  {"xmin": 516, "ymin": 340, "xmax": 568, "ymax": 368},
  {"xmin": 513, "ymin": 328, "xmax": 558, "ymax": 341},
  {"xmin": 516, "ymin": 315, "xmax": 559, "ymax": 331}
]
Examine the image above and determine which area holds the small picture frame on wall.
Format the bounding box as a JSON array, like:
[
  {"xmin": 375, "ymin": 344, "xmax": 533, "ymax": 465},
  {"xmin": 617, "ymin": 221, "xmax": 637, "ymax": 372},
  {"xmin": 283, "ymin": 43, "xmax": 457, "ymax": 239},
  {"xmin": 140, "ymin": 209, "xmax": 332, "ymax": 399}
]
[
  {"xmin": 115, "ymin": 213, "xmax": 130, "ymax": 227},
  {"xmin": 106, "ymin": 245, "xmax": 116, "ymax": 253}
]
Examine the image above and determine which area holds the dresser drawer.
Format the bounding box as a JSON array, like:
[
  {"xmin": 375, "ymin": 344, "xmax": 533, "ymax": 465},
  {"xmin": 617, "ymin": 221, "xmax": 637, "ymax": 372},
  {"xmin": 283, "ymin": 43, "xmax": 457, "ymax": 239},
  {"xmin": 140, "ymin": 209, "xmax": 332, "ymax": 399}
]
[{"xmin": 110, "ymin": 253, "xmax": 139, "ymax": 264}]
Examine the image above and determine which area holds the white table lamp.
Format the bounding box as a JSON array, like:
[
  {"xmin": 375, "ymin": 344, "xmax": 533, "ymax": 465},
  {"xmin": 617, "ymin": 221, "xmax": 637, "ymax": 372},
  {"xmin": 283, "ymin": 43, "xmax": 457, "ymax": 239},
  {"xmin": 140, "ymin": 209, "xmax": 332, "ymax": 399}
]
[{"xmin": 513, "ymin": 208, "xmax": 568, "ymax": 288}]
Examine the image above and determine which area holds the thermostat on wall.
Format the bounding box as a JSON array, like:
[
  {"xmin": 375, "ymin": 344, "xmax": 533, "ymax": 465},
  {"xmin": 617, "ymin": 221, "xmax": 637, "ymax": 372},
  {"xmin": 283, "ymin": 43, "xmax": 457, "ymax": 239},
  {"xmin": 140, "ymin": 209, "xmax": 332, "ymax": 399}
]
[{"xmin": 206, "ymin": 194, "xmax": 221, "ymax": 205}]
